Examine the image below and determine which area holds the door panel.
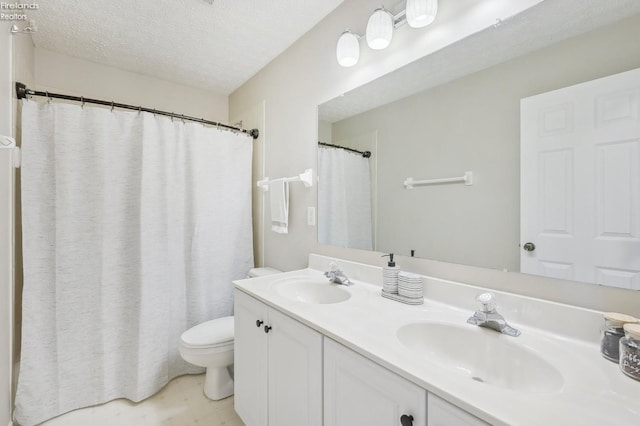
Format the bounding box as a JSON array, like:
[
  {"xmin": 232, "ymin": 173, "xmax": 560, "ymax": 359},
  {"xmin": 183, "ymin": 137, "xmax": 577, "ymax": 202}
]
[
  {"xmin": 267, "ymin": 308, "xmax": 322, "ymax": 426},
  {"xmin": 233, "ymin": 291, "xmax": 268, "ymax": 426}
]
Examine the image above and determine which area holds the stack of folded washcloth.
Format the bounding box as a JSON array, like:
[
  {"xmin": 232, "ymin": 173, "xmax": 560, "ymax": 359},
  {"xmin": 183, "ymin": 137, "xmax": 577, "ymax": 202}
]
[
  {"xmin": 383, "ymin": 268, "xmax": 399, "ymax": 294},
  {"xmin": 398, "ymin": 272, "xmax": 423, "ymax": 299}
]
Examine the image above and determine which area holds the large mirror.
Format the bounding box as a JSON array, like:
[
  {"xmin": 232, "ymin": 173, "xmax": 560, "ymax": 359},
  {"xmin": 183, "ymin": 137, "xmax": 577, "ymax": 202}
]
[{"xmin": 317, "ymin": 2, "xmax": 640, "ymax": 290}]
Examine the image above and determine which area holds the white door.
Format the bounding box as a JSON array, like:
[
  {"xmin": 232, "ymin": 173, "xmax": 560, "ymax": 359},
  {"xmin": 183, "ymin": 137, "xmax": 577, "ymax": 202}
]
[
  {"xmin": 324, "ymin": 338, "xmax": 426, "ymax": 426},
  {"xmin": 267, "ymin": 308, "xmax": 322, "ymax": 426},
  {"xmin": 233, "ymin": 290, "xmax": 269, "ymax": 426},
  {"xmin": 521, "ymin": 68, "xmax": 640, "ymax": 288}
]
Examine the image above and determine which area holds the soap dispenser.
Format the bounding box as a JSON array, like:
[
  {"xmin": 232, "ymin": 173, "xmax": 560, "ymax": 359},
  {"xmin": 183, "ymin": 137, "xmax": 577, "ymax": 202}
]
[{"xmin": 382, "ymin": 253, "xmax": 400, "ymax": 294}]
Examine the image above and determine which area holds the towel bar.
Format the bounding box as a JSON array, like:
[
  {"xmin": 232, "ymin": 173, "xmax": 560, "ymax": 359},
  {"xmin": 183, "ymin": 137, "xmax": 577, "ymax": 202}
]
[
  {"xmin": 404, "ymin": 171, "xmax": 473, "ymax": 189},
  {"xmin": 257, "ymin": 169, "xmax": 313, "ymax": 192}
]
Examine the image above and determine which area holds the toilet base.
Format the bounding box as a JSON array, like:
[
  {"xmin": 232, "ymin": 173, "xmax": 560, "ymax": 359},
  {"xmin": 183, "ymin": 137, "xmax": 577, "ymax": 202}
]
[{"xmin": 203, "ymin": 366, "xmax": 234, "ymax": 400}]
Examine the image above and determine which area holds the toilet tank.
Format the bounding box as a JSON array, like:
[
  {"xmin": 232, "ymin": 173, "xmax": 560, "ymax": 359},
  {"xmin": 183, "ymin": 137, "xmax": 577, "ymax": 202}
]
[{"xmin": 246, "ymin": 267, "xmax": 281, "ymax": 278}]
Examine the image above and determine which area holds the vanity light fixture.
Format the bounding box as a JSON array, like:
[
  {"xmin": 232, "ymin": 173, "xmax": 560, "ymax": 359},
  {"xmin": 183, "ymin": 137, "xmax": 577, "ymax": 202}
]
[
  {"xmin": 366, "ymin": 7, "xmax": 394, "ymax": 50},
  {"xmin": 336, "ymin": 30, "xmax": 361, "ymax": 67},
  {"xmin": 337, "ymin": 1, "xmax": 438, "ymax": 67},
  {"xmin": 406, "ymin": 0, "xmax": 438, "ymax": 28}
]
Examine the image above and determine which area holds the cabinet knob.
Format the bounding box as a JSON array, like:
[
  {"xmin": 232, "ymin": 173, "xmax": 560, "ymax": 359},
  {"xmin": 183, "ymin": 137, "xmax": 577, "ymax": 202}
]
[
  {"xmin": 256, "ymin": 320, "xmax": 264, "ymax": 327},
  {"xmin": 264, "ymin": 325, "xmax": 272, "ymax": 333},
  {"xmin": 400, "ymin": 414, "xmax": 414, "ymax": 426}
]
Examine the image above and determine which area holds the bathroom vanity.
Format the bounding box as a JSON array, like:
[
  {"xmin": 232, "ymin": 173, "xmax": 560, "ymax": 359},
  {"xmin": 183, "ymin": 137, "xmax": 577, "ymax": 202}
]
[{"xmin": 233, "ymin": 255, "xmax": 640, "ymax": 426}]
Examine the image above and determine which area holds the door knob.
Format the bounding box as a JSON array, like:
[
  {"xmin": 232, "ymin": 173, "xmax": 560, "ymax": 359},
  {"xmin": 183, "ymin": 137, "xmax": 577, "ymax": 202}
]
[
  {"xmin": 400, "ymin": 414, "xmax": 414, "ymax": 426},
  {"xmin": 256, "ymin": 320, "xmax": 264, "ymax": 327},
  {"xmin": 523, "ymin": 242, "xmax": 536, "ymax": 252},
  {"xmin": 264, "ymin": 325, "xmax": 272, "ymax": 333}
]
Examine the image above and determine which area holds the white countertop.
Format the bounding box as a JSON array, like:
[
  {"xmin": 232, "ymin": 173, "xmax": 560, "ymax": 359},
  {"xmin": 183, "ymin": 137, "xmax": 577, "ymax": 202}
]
[{"xmin": 233, "ymin": 260, "xmax": 640, "ymax": 425}]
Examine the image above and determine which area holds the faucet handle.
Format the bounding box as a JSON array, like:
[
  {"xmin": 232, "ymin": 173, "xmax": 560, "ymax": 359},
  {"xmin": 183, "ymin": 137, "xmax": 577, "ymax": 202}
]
[
  {"xmin": 329, "ymin": 261, "xmax": 340, "ymax": 271},
  {"xmin": 476, "ymin": 292, "xmax": 496, "ymax": 312}
]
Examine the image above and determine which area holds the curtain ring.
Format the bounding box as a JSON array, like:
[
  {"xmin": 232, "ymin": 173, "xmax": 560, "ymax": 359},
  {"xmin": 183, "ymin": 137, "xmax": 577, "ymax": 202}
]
[
  {"xmin": 171, "ymin": 113, "xmax": 174, "ymax": 122},
  {"xmin": 45, "ymin": 91, "xmax": 51, "ymax": 103},
  {"xmin": 153, "ymin": 109, "xmax": 156, "ymax": 117},
  {"xmin": 138, "ymin": 106, "xmax": 142, "ymax": 116},
  {"xmin": 181, "ymin": 114, "xmax": 185, "ymax": 124},
  {"xmin": 81, "ymin": 96, "xmax": 84, "ymax": 108},
  {"xmin": 111, "ymin": 101, "xmax": 115, "ymax": 112},
  {"xmin": 200, "ymin": 117, "xmax": 205, "ymax": 127}
]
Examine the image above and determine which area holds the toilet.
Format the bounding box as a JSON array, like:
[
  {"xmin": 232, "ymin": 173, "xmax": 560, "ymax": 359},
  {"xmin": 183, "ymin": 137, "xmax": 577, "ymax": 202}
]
[{"xmin": 178, "ymin": 267, "xmax": 281, "ymax": 400}]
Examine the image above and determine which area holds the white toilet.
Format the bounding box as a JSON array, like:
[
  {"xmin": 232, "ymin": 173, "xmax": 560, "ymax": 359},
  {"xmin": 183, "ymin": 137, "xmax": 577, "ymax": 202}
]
[{"xmin": 178, "ymin": 267, "xmax": 281, "ymax": 400}]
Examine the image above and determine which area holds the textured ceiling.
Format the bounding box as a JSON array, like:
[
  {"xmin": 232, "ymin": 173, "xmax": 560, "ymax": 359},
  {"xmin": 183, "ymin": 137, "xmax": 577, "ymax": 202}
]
[
  {"xmin": 320, "ymin": 0, "xmax": 640, "ymax": 123},
  {"xmin": 31, "ymin": 0, "xmax": 344, "ymax": 95}
]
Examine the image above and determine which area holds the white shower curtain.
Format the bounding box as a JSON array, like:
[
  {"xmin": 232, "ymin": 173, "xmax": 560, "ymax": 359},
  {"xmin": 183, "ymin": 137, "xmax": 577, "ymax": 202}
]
[
  {"xmin": 318, "ymin": 146, "xmax": 373, "ymax": 250},
  {"xmin": 15, "ymin": 101, "xmax": 254, "ymax": 425}
]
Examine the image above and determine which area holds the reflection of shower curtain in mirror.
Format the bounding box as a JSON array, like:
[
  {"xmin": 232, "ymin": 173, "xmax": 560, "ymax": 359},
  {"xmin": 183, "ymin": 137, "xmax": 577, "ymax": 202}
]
[{"xmin": 318, "ymin": 146, "xmax": 372, "ymax": 250}]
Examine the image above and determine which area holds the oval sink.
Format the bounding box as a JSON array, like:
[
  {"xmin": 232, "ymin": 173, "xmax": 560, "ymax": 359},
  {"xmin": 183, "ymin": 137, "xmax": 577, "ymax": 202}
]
[
  {"xmin": 397, "ymin": 322, "xmax": 564, "ymax": 393},
  {"xmin": 273, "ymin": 277, "xmax": 351, "ymax": 304}
]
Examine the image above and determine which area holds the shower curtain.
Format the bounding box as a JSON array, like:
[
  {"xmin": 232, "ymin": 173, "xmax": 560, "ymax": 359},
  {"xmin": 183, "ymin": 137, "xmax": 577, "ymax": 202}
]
[
  {"xmin": 318, "ymin": 146, "xmax": 373, "ymax": 250},
  {"xmin": 14, "ymin": 101, "xmax": 254, "ymax": 425}
]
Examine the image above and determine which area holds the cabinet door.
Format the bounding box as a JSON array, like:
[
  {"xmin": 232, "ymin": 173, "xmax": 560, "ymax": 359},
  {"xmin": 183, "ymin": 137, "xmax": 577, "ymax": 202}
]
[
  {"xmin": 428, "ymin": 393, "xmax": 489, "ymax": 426},
  {"xmin": 324, "ymin": 338, "xmax": 426, "ymax": 426},
  {"xmin": 267, "ymin": 308, "xmax": 323, "ymax": 426},
  {"xmin": 234, "ymin": 290, "xmax": 268, "ymax": 426}
]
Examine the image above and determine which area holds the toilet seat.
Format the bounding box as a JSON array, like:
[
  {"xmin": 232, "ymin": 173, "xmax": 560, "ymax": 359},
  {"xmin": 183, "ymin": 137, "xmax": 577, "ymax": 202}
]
[{"xmin": 180, "ymin": 316, "xmax": 234, "ymax": 349}]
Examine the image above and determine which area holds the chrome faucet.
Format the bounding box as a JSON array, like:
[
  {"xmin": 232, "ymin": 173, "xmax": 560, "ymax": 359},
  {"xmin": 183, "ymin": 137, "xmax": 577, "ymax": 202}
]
[
  {"xmin": 467, "ymin": 293, "xmax": 520, "ymax": 337},
  {"xmin": 324, "ymin": 261, "xmax": 352, "ymax": 286}
]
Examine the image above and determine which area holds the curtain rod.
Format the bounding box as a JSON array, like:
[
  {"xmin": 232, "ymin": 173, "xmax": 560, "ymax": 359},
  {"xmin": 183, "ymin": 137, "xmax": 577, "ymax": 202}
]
[
  {"xmin": 318, "ymin": 141, "xmax": 371, "ymax": 158},
  {"xmin": 15, "ymin": 82, "xmax": 259, "ymax": 140}
]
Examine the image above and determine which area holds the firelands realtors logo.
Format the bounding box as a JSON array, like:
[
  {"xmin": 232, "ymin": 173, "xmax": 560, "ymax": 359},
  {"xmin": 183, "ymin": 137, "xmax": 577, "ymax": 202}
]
[{"xmin": 1, "ymin": 2, "xmax": 38, "ymax": 21}]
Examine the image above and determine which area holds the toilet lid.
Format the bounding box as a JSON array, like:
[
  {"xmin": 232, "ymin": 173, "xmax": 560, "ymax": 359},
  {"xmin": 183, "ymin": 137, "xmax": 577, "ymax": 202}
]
[{"xmin": 181, "ymin": 316, "xmax": 234, "ymax": 347}]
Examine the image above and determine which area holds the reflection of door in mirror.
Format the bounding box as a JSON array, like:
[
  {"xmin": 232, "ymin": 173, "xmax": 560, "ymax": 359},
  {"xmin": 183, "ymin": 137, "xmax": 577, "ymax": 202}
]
[
  {"xmin": 317, "ymin": 130, "xmax": 377, "ymax": 250},
  {"xmin": 521, "ymin": 68, "xmax": 640, "ymax": 289}
]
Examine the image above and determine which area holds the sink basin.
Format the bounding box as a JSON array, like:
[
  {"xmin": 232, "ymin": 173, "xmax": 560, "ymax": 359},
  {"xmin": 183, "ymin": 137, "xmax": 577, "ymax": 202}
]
[
  {"xmin": 396, "ymin": 322, "xmax": 564, "ymax": 393},
  {"xmin": 273, "ymin": 277, "xmax": 351, "ymax": 304}
]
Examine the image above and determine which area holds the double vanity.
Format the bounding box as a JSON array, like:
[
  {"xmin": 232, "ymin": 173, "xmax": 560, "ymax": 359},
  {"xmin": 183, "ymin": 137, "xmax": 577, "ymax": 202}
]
[{"xmin": 233, "ymin": 255, "xmax": 640, "ymax": 425}]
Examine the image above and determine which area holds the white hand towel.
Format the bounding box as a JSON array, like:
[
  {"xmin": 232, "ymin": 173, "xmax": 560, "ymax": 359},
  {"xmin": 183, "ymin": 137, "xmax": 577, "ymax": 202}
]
[{"xmin": 270, "ymin": 180, "xmax": 289, "ymax": 233}]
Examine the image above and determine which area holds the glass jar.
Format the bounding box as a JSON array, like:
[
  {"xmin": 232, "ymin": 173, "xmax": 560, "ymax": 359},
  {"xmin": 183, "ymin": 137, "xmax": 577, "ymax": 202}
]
[
  {"xmin": 619, "ymin": 323, "xmax": 640, "ymax": 381},
  {"xmin": 600, "ymin": 312, "xmax": 637, "ymax": 362}
]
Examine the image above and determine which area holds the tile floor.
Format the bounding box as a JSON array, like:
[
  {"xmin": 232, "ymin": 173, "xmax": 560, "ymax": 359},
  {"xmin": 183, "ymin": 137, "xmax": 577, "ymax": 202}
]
[{"xmin": 40, "ymin": 374, "xmax": 245, "ymax": 426}]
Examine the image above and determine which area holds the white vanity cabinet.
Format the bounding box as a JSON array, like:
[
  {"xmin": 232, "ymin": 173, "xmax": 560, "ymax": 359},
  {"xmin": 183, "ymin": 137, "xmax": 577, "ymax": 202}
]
[
  {"xmin": 324, "ymin": 338, "xmax": 427, "ymax": 426},
  {"xmin": 234, "ymin": 290, "xmax": 323, "ymax": 426},
  {"xmin": 428, "ymin": 393, "xmax": 489, "ymax": 426}
]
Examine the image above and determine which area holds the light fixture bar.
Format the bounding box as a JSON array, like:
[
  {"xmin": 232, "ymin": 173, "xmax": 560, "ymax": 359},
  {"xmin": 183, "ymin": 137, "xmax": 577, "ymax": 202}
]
[{"xmin": 392, "ymin": 10, "xmax": 407, "ymax": 28}]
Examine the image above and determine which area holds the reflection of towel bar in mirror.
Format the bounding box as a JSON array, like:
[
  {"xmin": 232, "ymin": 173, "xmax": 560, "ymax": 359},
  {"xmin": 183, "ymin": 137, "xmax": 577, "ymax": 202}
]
[
  {"xmin": 404, "ymin": 171, "xmax": 473, "ymax": 189},
  {"xmin": 257, "ymin": 168, "xmax": 313, "ymax": 192}
]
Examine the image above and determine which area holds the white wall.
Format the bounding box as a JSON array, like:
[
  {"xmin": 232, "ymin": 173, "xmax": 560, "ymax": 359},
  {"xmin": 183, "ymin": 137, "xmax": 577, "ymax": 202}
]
[
  {"xmin": 230, "ymin": 1, "xmax": 640, "ymax": 315},
  {"xmin": 34, "ymin": 48, "xmax": 229, "ymax": 123},
  {"xmin": 331, "ymin": 14, "xmax": 640, "ymax": 272},
  {"xmin": 0, "ymin": 25, "xmax": 11, "ymax": 136},
  {"xmin": 11, "ymin": 33, "xmax": 34, "ymax": 422}
]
